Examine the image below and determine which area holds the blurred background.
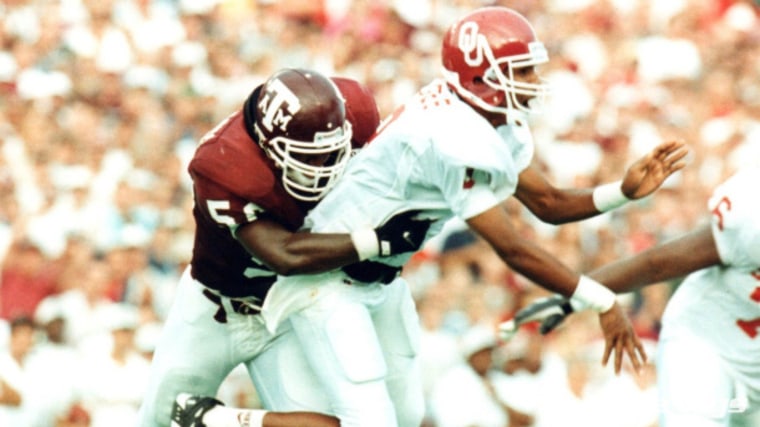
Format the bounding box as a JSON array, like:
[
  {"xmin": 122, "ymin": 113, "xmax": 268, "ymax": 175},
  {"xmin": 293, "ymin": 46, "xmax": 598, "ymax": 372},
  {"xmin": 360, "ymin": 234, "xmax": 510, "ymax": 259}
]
[{"xmin": 0, "ymin": 0, "xmax": 758, "ymax": 426}]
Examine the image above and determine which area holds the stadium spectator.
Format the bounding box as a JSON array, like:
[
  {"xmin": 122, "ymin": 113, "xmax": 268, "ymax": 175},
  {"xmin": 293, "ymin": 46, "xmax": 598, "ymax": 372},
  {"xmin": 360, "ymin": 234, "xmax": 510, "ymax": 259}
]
[{"xmin": 0, "ymin": 1, "xmax": 758, "ymax": 425}]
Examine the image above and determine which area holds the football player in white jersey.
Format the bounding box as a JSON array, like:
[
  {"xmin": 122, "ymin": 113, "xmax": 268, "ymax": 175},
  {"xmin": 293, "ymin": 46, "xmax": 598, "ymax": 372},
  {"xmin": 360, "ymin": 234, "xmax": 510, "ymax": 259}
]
[
  {"xmin": 509, "ymin": 167, "xmax": 760, "ymax": 426},
  {"xmin": 246, "ymin": 6, "xmax": 689, "ymax": 427},
  {"xmin": 144, "ymin": 70, "xmax": 433, "ymax": 427}
]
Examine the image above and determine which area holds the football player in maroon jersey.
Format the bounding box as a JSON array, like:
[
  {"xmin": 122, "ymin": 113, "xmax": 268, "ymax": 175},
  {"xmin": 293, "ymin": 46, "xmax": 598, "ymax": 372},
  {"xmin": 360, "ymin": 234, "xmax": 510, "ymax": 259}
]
[{"xmin": 137, "ymin": 69, "xmax": 430, "ymax": 427}]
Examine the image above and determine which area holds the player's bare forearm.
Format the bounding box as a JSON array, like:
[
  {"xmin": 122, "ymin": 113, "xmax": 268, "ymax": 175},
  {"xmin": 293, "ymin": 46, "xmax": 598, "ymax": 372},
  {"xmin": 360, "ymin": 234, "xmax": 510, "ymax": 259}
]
[
  {"xmin": 264, "ymin": 412, "xmax": 339, "ymax": 427},
  {"xmin": 590, "ymin": 224, "xmax": 719, "ymax": 293},
  {"xmin": 515, "ymin": 141, "xmax": 688, "ymax": 225},
  {"xmin": 467, "ymin": 205, "xmax": 580, "ymax": 296},
  {"xmin": 493, "ymin": 241, "xmax": 579, "ymax": 296},
  {"xmin": 237, "ymin": 219, "xmax": 359, "ymax": 276},
  {"xmin": 237, "ymin": 209, "xmax": 431, "ymax": 275},
  {"xmin": 515, "ymin": 166, "xmax": 599, "ymax": 224}
]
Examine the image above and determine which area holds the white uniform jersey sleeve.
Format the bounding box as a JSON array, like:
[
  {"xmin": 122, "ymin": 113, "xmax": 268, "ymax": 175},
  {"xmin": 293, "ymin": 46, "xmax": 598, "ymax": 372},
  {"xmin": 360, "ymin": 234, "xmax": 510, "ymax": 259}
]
[
  {"xmin": 305, "ymin": 79, "xmax": 533, "ymax": 236},
  {"xmin": 263, "ymin": 81, "xmax": 537, "ymax": 333},
  {"xmin": 709, "ymin": 167, "xmax": 760, "ymax": 268}
]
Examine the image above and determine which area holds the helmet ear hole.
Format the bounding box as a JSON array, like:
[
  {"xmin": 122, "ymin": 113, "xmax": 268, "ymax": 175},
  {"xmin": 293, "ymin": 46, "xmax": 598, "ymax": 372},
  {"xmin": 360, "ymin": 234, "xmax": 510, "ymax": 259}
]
[{"xmin": 468, "ymin": 76, "xmax": 495, "ymax": 100}]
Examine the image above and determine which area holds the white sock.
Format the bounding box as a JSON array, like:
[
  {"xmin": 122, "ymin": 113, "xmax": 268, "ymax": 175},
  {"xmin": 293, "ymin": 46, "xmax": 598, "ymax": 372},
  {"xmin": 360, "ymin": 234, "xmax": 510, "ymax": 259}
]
[{"xmin": 202, "ymin": 406, "xmax": 268, "ymax": 427}]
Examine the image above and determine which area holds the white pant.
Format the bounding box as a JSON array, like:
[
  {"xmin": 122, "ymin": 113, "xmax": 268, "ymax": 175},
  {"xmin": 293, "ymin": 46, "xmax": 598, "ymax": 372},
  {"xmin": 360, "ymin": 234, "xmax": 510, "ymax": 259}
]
[
  {"xmin": 261, "ymin": 273, "xmax": 425, "ymax": 427},
  {"xmin": 136, "ymin": 267, "xmax": 331, "ymax": 427},
  {"xmin": 657, "ymin": 332, "xmax": 760, "ymax": 427}
]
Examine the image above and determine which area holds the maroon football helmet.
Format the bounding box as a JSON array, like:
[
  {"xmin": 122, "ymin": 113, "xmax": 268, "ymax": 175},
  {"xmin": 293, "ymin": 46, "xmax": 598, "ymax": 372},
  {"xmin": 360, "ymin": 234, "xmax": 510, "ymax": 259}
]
[
  {"xmin": 254, "ymin": 68, "xmax": 353, "ymax": 202},
  {"xmin": 441, "ymin": 7, "xmax": 549, "ymax": 122}
]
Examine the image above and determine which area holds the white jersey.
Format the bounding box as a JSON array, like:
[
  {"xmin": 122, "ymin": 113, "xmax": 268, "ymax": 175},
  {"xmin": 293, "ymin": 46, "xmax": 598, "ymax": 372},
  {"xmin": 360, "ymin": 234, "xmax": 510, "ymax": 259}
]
[
  {"xmin": 306, "ymin": 79, "xmax": 534, "ymax": 266},
  {"xmin": 660, "ymin": 167, "xmax": 760, "ymax": 399},
  {"xmin": 262, "ymin": 79, "xmax": 535, "ymax": 331}
]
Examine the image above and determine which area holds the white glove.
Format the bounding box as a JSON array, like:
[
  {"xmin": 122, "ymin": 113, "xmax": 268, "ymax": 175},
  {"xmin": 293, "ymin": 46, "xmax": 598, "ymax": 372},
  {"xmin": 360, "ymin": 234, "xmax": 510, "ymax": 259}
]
[{"xmin": 498, "ymin": 295, "xmax": 575, "ymax": 341}]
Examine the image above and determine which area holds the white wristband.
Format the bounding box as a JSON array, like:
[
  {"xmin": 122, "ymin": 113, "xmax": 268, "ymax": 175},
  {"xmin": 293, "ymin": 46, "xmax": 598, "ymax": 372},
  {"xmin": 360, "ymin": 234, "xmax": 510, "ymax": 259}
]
[
  {"xmin": 247, "ymin": 410, "xmax": 268, "ymax": 427},
  {"xmin": 570, "ymin": 275, "xmax": 616, "ymax": 313},
  {"xmin": 350, "ymin": 229, "xmax": 379, "ymax": 261},
  {"xmin": 592, "ymin": 180, "xmax": 629, "ymax": 212},
  {"xmin": 207, "ymin": 409, "xmax": 267, "ymax": 427}
]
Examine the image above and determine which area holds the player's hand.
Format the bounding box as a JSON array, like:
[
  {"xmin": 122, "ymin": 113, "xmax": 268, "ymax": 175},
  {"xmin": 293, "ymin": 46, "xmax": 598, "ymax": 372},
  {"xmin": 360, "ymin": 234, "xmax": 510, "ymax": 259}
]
[
  {"xmin": 374, "ymin": 210, "xmax": 433, "ymax": 256},
  {"xmin": 498, "ymin": 295, "xmax": 574, "ymax": 340},
  {"xmin": 621, "ymin": 140, "xmax": 688, "ymax": 199},
  {"xmin": 598, "ymin": 302, "xmax": 648, "ymax": 374}
]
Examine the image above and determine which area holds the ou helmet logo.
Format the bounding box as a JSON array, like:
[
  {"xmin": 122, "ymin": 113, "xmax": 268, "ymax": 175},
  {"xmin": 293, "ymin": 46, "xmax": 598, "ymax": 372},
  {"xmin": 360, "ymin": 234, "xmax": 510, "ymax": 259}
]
[
  {"xmin": 458, "ymin": 21, "xmax": 484, "ymax": 67},
  {"xmin": 258, "ymin": 78, "xmax": 302, "ymax": 133}
]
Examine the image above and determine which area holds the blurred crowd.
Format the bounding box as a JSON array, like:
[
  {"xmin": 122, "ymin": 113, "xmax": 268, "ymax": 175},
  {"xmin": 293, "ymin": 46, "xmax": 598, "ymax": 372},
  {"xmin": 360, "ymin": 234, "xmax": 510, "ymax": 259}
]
[{"xmin": 0, "ymin": 0, "xmax": 758, "ymax": 426}]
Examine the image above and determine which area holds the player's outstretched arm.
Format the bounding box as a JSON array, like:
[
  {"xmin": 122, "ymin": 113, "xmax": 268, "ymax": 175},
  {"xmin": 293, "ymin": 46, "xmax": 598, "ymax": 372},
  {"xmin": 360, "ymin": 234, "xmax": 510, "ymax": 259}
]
[
  {"xmin": 589, "ymin": 223, "xmax": 720, "ymax": 293},
  {"xmin": 236, "ymin": 210, "xmax": 431, "ymax": 276},
  {"xmin": 467, "ymin": 204, "xmax": 646, "ymax": 373},
  {"xmin": 504, "ymin": 224, "xmax": 721, "ymax": 352},
  {"xmin": 514, "ymin": 140, "xmax": 688, "ymax": 224}
]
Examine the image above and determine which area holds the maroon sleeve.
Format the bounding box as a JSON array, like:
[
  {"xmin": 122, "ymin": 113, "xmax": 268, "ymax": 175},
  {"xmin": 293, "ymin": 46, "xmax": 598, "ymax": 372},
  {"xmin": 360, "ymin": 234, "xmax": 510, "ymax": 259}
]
[
  {"xmin": 331, "ymin": 77, "xmax": 380, "ymax": 149},
  {"xmin": 187, "ymin": 111, "xmax": 307, "ymax": 299}
]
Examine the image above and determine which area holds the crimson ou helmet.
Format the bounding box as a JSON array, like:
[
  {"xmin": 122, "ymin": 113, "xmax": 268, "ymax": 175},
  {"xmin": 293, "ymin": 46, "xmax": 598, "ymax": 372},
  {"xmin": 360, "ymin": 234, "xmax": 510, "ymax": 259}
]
[
  {"xmin": 254, "ymin": 68, "xmax": 353, "ymax": 202},
  {"xmin": 441, "ymin": 7, "xmax": 550, "ymax": 121}
]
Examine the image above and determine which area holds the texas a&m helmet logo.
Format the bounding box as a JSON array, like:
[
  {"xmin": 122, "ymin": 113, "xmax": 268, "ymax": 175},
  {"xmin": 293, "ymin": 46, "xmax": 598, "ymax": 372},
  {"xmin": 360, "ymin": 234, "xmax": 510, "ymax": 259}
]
[{"xmin": 257, "ymin": 78, "xmax": 302, "ymax": 133}]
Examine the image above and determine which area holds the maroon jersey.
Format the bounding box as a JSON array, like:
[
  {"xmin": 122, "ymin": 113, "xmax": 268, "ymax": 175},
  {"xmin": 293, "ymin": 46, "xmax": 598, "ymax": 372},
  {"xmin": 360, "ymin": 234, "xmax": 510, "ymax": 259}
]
[
  {"xmin": 187, "ymin": 80, "xmax": 380, "ymax": 300},
  {"xmin": 188, "ymin": 98, "xmax": 307, "ymax": 300}
]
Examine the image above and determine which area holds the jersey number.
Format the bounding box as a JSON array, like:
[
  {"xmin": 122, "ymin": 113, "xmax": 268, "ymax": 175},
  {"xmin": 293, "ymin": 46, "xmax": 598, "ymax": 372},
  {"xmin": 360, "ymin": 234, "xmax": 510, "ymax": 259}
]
[
  {"xmin": 714, "ymin": 196, "xmax": 760, "ymax": 339},
  {"xmin": 207, "ymin": 200, "xmax": 263, "ymax": 225},
  {"xmin": 710, "ymin": 196, "xmax": 731, "ymax": 231},
  {"xmin": 206, "ymin": 200, "xmax": 272, "ymax": 278},
  {"xmin": 736, "ymin": 283, "xmax": 760, "ymax": 339}
]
